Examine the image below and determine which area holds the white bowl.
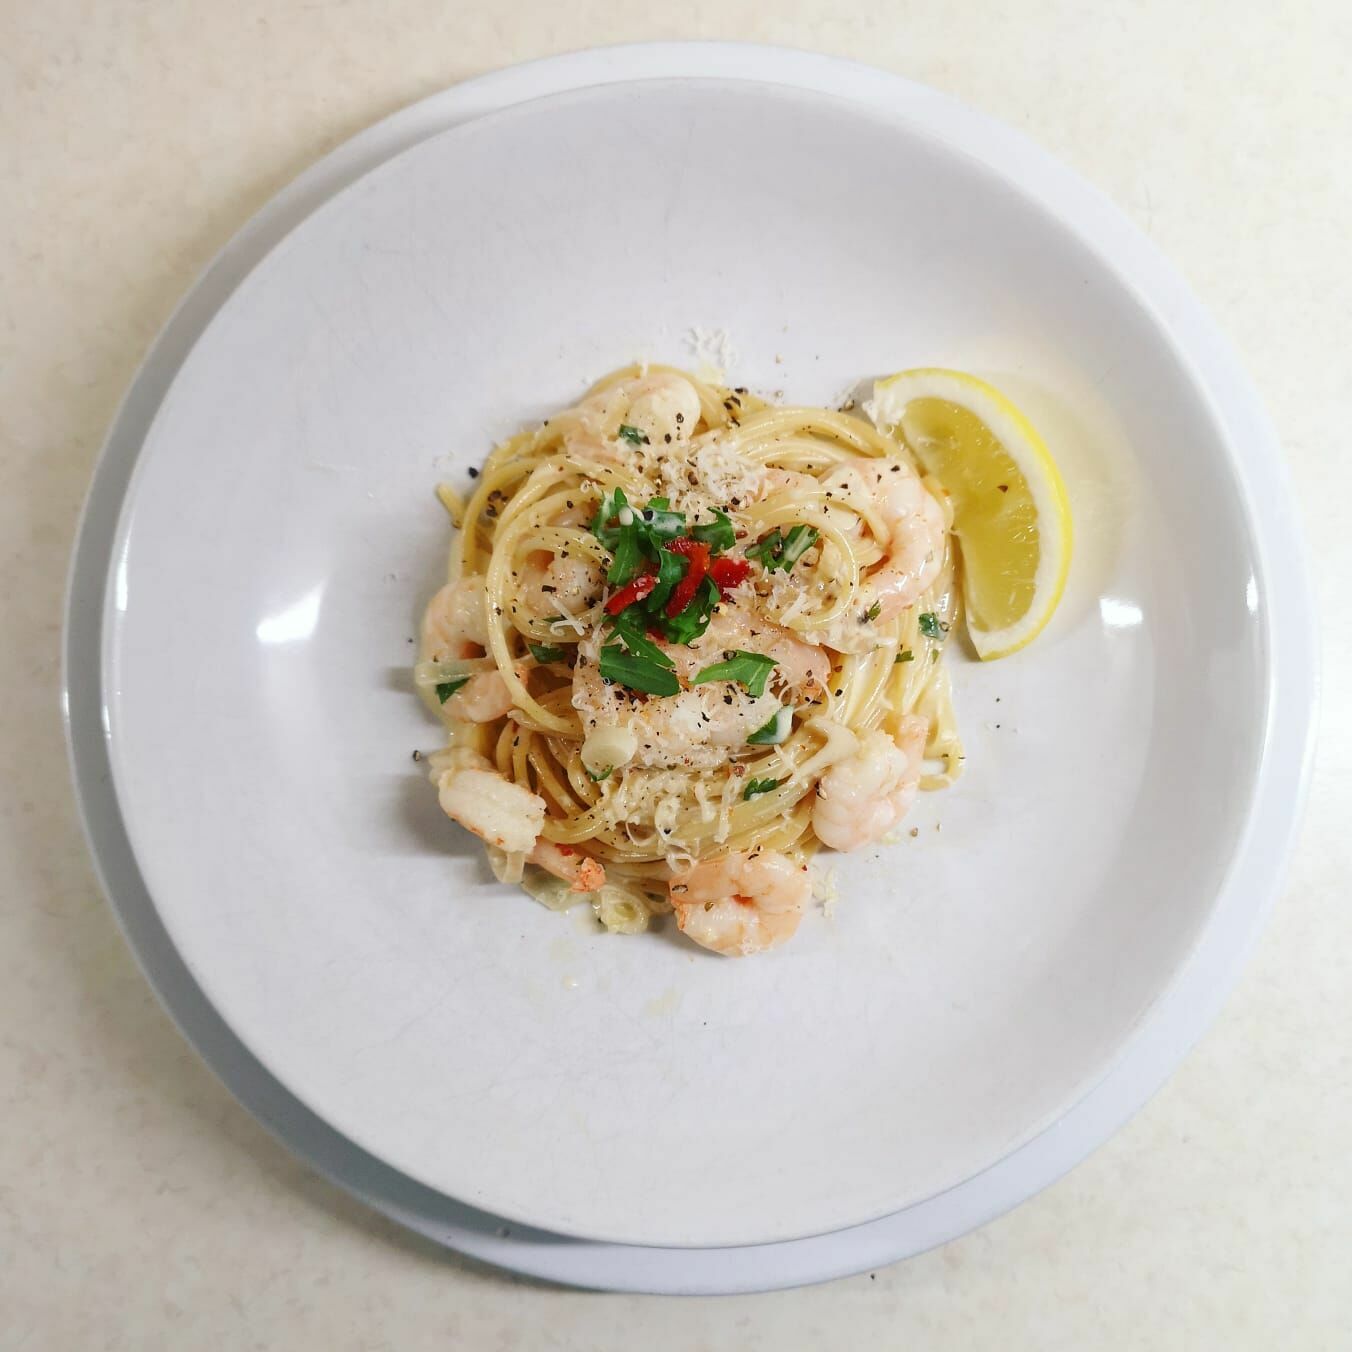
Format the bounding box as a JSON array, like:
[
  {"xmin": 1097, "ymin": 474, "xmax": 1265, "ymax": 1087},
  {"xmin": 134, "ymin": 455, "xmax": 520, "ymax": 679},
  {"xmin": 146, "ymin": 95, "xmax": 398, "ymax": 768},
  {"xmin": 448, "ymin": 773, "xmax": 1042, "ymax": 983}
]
[{"xmin": 99, "ymin": 71, "xmax": 1310, "ymax": 1249}]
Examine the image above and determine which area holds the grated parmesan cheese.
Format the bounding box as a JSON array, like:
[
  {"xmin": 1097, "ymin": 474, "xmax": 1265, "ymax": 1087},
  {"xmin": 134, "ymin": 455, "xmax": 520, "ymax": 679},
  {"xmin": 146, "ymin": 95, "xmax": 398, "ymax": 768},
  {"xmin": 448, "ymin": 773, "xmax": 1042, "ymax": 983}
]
[
  {"xmin": 684, "ymin": 326, "xmax": 739, "ymax": 382},
  {"xmin": 813, "ymin": 864, "xmax": 841, "ymax": 918},
  {"xmin": 715, "ymin": 769, "xmax": 741, "ymax": 844}
]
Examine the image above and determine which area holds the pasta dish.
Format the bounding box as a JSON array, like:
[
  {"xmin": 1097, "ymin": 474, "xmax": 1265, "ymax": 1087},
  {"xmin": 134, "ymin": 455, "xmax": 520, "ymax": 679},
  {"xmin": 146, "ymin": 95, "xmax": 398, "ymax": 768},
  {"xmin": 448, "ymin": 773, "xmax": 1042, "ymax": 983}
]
[{"xmin": 418, "ymin": 365, "xmax": 964, "ymax": 956}]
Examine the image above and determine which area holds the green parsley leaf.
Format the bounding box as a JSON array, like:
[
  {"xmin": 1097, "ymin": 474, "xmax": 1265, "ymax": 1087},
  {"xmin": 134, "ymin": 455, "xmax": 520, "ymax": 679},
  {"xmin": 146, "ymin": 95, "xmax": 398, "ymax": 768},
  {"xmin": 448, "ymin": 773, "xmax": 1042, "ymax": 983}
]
[
  {"xmin": 862, "ymin": 600, "xmax": 882, "ymax": 623},
  {"xmin": 640, "ymin": 502, "xmax": 686, "ymax": 543},
  {"xmin": 435, "ymin": 677, "xmax": 470, "ymax": 703},
  {"xmin": 778, "ymin": 523, "xmax": 819, "ymax": 570},
  {"xmin": 691, "ymin": 509, "xmax": 735, "ymax": 554},
  {"xmin": 599, "ymin": 644, "xmax": 680, "ymax": 696},
  {"xmin": 746, "ymin": 524, "xmax": 819, "ymax": 573},
  {"xmin": 894, "ymin": 649, "xmax": 915, "ymax": 664},
  {"xmin": 594, "ymin": 488, "xmax": 686, "ymax": 572},
  {"xmin": 528, "ymin": 643, "xmax": 566, "ymax": 663},
  {"xmin": 617, "ymin": 424, "xmax": 649, "ymax": 445},
  {"xmin": 645, "ymin": 545, "xmax": 688, "ymax": 613},
  {"xmin": 743, "ymin": 777, "xmax": 782, "ymax": 801},
  {"xmin": 606, "ymin": 526, "xmax": 642, "ymax": 586},
  {"xmin": 918, "ymin": 612, "xmax": 946, "ymax": 639},
  {"xmin": 606, "ymin": 608, "xmax": 675, "ymax": 667},
  {"xmin": 691, "ymin": 650, "xmax": 778, "ymax": 697},
  {"xmin": 744, "ymin": 531, "xmax": 780, "ymax": 567},
  {"xmin": 585, "ymin": 766, "xmax": 612, "ymax": 783},
  {"xmin": 659, "ymin": 575, "xmax": 719, "ymax": 645},
  {"xmin": 747, "ymin": 706, "xmax": 792, "ymax": 745},
  {"xmin": 589, "ymin": 486, "xmax": 629, "ymax": 547}
]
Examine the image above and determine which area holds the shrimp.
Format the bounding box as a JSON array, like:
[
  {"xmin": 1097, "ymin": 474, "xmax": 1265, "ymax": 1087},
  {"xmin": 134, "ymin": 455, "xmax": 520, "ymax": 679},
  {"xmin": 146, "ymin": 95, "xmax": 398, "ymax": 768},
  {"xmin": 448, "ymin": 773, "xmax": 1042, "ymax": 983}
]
[
  {"xmin": 421, "ymin": 576, "xmax": 490, "ymax": 662},
  {"xmin": 811, "ymin": 715, "xmax": 928, "ymax": 851},
  {"xmin": 435, "ymin": 756, "xmax": 544, "ymax": 854},
  {"xmin": 443, "ymin": 672, "xmax": 521, "ymax": 723},
  {"xmin": 529, "ymin": 838, "xmax": 607, "ymax": 894},
  {"xmin": 565, "ymin": 372, "xmax": 704, "ymax": 464},
  {"xmin": 421, "ymin": 575, "xmax": 524, "ymax": 722},
  {"xmin": 668, "ymin": 848, "xmax": 812, "ymax": 956},
  {"xmin": 756, "ymin": 467, "xmax": 818, "ymax": 498},
  {"xmin": 571, "ymin": 608, "xmax": 828, "ymax": 770},
  {"xmin": 622, "ymin": 371, "xmax": 703, "ymax": 446},
  {"xmin": 803, "ymin": 459, "xmax": 946, "ymax": 653},
  {"xmin": 518, "ymin": 553, "xmax": 604, "ymax": 622},
  {"xmin": 433, "ymin": 753, "xmax": 606, "ymax": 891},
  {"xmin": 708, "ymin": 606, "xmax": 830, "ymax": 698}
]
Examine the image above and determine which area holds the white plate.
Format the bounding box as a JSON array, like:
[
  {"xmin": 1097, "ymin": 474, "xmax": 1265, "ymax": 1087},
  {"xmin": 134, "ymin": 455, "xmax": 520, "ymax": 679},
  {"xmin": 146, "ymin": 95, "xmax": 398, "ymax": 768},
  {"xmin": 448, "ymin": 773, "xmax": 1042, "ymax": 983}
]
[
  {"xmin": 100, "ymin": 67, "xmax": 1296, "ymax": 1251},
  {"xmin": 69, "ymin": 45, "xmax": 1315, "ymax": 1281}
]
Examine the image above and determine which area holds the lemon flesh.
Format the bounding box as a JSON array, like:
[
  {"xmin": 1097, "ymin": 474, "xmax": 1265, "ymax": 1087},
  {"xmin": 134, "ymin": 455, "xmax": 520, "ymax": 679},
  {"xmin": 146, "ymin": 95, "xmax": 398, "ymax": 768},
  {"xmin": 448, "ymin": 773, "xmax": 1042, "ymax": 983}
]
[{"xmin": 870, "ymin": 369, "xmax": 1072, "ymax": 660}]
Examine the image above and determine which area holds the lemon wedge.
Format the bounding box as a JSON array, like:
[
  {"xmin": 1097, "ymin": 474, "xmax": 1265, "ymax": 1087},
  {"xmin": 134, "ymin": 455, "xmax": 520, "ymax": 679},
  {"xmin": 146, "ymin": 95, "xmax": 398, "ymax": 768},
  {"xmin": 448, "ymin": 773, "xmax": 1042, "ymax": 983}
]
[{"xmin": 868, "ymin": 368, "xmax": 1072, "ymax": 660}]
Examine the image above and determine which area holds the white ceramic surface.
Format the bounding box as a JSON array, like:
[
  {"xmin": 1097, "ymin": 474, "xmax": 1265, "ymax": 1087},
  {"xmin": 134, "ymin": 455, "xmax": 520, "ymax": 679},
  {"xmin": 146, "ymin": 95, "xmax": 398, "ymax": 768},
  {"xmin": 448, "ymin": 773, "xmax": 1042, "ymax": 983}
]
[
  {"xmin": 101, "ymin": 75, "xmax": 1278, "ymax": 1249},
  {"xmin": 68, "ymin": 42, "xmax": 1314, "ymax": 1276}
]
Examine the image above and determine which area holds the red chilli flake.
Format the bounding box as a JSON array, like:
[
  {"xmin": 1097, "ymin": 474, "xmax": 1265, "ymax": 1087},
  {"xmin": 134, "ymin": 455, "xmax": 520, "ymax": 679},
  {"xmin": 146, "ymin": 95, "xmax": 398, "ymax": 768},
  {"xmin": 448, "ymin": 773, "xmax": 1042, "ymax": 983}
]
[{"xmin": 664, "ymin": 537, "xmax": 710, "ymax": 616}]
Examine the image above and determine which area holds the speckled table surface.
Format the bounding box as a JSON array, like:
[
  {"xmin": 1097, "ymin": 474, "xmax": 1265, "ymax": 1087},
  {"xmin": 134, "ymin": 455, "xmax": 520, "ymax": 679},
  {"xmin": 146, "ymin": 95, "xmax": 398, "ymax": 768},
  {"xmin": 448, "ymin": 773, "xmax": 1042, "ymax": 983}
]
[{"xmin": 3, "ymin": 2, "xmax": 1348, "ymax": 1346}]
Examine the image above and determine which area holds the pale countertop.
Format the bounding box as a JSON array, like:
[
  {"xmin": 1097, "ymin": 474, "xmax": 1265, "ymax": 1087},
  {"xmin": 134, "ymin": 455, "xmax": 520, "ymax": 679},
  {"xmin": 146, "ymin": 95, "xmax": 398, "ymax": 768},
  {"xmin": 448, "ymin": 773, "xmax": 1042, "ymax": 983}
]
[{"xmin": 3, "ymin": 1, "xmax": 1349, "ymax": 1346}]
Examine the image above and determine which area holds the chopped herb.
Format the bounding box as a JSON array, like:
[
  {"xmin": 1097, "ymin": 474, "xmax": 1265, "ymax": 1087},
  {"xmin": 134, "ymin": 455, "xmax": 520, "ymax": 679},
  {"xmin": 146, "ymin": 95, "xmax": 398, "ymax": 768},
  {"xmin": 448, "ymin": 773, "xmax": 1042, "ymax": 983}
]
[
  {"xmin": 743, "ymin": 777, "xmax": 782, "ymax": 801},
  {"xmin": 589, "ymin": 494, "xmax": 738, "ymax": 646},
  {"xmin": 895, "ymin": 649, "xmax": 915, "ymax": 664},
  {"xmin": 691, "ymin": 509, "xmax": 735, "ymax": 554},
  {"xmin": 862, "ymin": 601, "xmax": 882, "ymax": 623},
  {"xmin": 747, "ymin": 706, "xmax": 792, "ymax": 745},
  {"xmin": 744, "ymin": 532, "xmax": 778, "ymax": 568},
  {"xmin": 605, "ymin": 607, "xmax": 674, "ymax": 667},
  {"xmin": 593, "ymin": 487, "xmax": 689, "ymax": 586},
  {"xmin": 918, "ymin": 612, "xmax": 946, "ymax": 639},
  {"xmin": 641, "ymin": 497, "xmax": 686, "ymax": 542},
  {"xmin": 435, "ymin": 677, "xmax": 470, "ymax": 703},
  {"xmin": 585, "ymin": 766, "xmax": 613, "ymax": 783},
  {"xmin": 606, "ymin": 528, "xmax": 643, "ymax": 586},
  {"xmin": 692, "ymin": 650, "xmax": 778, "ymax": 697},
  {"xmin": 598, "ymin": 644, "xmax": 680, "ymax": 696},
  {"xmin": 645, "ymin": 508, "xmax": 686, "ymax": 542},
  {"xmin": 778, "ymin": 524, "xmax": 819, "ymax": 571},
  {"xmin": 617, "ymin": 424, "xmax": 649, "ymax": 445},
  {"xmin": 746, "ymin": 523, "xmax": 819, "ymax": 572},
  {"xmin": 643, "ymin": 545, "xmax": 686, "ymax": 613},
  {"xmin": 661, "ymin": 574, "xmax": 718, "ymax": 645},
  {"xmin": 528, "ymin": 643, "xmax": 566, "ymax": 663},
  {"xmin": 589, "ymin": 486, "xmax": 629, "ymax": 547}
]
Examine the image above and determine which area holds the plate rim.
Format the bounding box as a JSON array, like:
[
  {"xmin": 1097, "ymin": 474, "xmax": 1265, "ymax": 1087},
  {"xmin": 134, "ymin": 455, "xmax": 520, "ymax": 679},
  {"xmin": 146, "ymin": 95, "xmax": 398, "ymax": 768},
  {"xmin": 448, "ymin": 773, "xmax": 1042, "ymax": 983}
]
[{"xmin": 63, "ymin": 40, "xmax": 1318, "ymax": 1289}]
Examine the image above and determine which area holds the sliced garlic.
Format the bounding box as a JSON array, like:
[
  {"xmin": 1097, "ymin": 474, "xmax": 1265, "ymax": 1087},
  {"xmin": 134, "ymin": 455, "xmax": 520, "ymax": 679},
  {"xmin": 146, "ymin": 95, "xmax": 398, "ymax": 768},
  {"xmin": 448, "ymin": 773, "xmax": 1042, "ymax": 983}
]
[{"xmin": 581, "ymin": 724, "xmax": 637, "ymax": 779}]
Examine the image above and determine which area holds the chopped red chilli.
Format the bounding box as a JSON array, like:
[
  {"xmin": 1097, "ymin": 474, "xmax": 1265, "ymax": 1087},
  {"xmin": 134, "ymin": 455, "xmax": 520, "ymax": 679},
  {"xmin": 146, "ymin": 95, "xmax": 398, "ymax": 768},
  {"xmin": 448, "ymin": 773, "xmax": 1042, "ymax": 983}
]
[
  {"xmin": 709, "ymin": 555, "xmax": 751, "ymax": 591},
  {"xmin": 605, "ymin": 569, "xmax": 657, "ymax": 615},
  {"xmin": 665, "ymin": 537, "xmax": 710, "ymax": 616}
]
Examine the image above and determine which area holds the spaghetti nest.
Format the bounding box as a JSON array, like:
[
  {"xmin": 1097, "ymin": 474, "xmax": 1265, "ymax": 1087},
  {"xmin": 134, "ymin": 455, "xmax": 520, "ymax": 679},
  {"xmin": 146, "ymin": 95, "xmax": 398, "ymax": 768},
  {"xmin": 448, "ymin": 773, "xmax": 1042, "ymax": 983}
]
[{"xmin": 418, "ymin": 364, "xmax": 962, "ymax": 955}]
